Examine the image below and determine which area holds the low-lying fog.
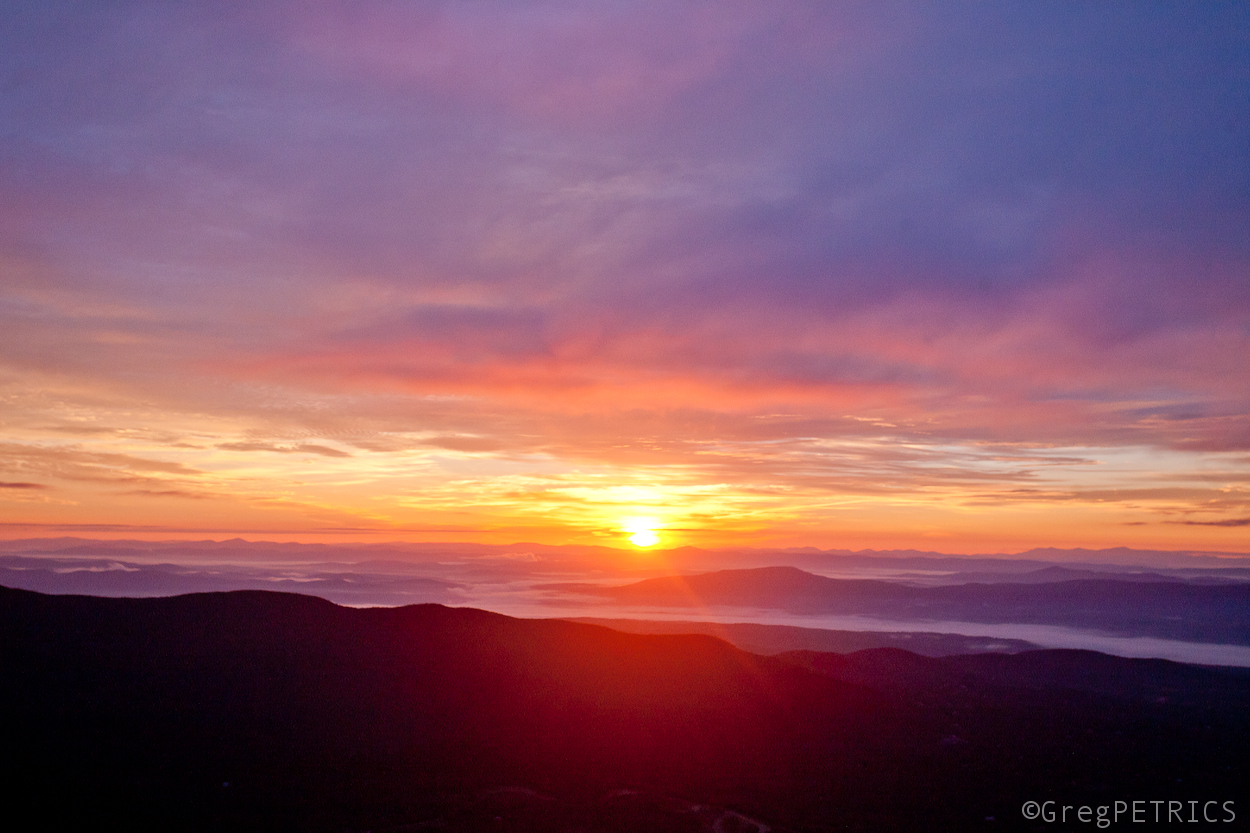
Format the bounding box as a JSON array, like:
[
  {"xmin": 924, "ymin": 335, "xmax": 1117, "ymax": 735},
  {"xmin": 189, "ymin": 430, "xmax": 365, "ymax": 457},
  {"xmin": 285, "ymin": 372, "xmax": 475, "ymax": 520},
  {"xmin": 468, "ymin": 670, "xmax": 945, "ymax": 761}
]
[
  {"xmin": 4, "ymin": 538, "xmax": 1249, "ymax": 666},
  {"xmin": 453, "ymin": 582, "xmax": 1250, "ymax": 667}
]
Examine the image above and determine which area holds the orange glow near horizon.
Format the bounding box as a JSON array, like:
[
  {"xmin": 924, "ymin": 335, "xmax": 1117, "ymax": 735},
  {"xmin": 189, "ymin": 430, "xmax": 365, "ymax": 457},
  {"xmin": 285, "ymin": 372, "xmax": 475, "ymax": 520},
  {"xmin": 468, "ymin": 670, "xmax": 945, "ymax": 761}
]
[{"xmin": 0, "ymin": 392, "xmax": 1248, "ymax": 554}]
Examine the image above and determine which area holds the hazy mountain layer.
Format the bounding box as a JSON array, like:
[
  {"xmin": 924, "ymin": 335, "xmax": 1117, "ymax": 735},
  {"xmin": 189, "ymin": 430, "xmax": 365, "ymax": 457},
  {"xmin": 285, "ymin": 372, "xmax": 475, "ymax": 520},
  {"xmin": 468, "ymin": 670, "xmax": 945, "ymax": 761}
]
[{"xmin": 586, "ymin": 566, "xmax": 1250, "ymax": 644}]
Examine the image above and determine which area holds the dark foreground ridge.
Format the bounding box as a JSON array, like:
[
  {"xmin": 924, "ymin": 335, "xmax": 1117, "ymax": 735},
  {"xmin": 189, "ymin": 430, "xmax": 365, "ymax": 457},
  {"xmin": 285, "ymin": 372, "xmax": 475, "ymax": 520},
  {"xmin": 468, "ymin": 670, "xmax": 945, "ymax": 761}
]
[{"xmin": 3, "ymin": 586, "xmax": 1246, "ymax": 832}]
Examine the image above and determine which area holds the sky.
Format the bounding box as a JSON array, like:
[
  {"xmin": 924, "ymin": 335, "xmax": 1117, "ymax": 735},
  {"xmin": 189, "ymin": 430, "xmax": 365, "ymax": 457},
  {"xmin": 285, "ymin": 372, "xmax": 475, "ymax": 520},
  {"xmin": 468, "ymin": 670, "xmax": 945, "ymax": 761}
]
[{"xmin": 1, "ymin": 0, "xmax": 1248, "ymax": 554}]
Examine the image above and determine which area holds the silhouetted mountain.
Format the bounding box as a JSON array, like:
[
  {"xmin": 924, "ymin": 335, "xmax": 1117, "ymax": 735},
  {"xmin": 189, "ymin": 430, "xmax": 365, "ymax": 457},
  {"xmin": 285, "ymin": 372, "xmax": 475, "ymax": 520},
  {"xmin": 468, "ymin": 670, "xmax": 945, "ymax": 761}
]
[
  {"xmin": 779, "ymin": 647, "xmax": 1250, "ymax": 710},
  {"xmin": 934, "ymin": 565, "xmax": 1240, "ymax": 585},
  {"xmin": 566, "ymin": 616, "xmax": 1040, "ymax": 656},
  {"xmin": 590, "ymin": 566, "xmax": 1250, "ymax": 643},
  {"xmin": 4, "ymin": 539, "xmax": 1247, "ymax": 614},
  {"xmin": 3, "ymin": 586, "xmax": 1246, "ymax": 831}
]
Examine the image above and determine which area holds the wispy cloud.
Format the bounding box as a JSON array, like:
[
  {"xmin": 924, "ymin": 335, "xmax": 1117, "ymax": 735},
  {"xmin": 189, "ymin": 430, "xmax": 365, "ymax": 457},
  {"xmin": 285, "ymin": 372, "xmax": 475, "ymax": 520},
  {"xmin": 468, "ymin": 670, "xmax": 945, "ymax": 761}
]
[{"xmin": 217, "ymin": 442, "xmax": 353, "ymax": 458}]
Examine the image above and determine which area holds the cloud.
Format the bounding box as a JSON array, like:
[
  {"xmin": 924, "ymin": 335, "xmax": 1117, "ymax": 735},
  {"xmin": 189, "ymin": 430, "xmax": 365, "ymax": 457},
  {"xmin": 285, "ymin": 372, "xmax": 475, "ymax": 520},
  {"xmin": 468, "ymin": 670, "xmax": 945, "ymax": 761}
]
[
  {"xmin": 119, "ymin": 489, "xmax": 213, "ymax": 500},
  {"xmin": 216, "ymin": 442, "xmax": 352, "ymax": 458},
  {"xmin": 0, "ymin": 443, "xmax": 201, "ymax": 481},
  {"xmin": 0, "ymin": 1, "xmax": 1245, "ymax": 549}
]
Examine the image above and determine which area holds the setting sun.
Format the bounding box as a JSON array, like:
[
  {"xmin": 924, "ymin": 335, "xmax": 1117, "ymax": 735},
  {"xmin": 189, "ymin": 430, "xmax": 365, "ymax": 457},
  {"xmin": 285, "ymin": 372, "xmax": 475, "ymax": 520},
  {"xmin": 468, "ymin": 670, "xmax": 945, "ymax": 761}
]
[
  {"xmin": 630, "ymin": 530, "xmax": 659, "ymax": 547},
  {"xmin": 622, "ymin": 517, "xmax": 662, "ymax": 548}
]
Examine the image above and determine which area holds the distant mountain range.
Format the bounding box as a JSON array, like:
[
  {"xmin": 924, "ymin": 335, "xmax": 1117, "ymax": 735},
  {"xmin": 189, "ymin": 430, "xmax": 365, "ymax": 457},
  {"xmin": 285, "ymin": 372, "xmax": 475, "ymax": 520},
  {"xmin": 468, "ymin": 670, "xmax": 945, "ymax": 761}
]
[
  {"xmin": 574, "ymin": 565, "xmax": 1250, "ymax": 644},
  {"xmin": 4, "ymin": 585, "xmax": 1246, "ymax": 831},
  {"xmin": 2, "ymin": 538, "xmax": 1247, "ymax": 623}
]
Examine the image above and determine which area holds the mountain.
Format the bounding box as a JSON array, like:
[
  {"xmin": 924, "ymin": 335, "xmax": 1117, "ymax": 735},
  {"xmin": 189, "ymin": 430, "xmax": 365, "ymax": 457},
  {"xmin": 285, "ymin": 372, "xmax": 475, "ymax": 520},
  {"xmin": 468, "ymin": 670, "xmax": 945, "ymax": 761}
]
[
  {"xmin": 565, "ymin": 616, "xmax": 1040, "ymax": 656},
  {"xmin": 3, "ymin": 585, "xmax": 1246, "ymax": 831},
  {"xmin": 588, "ymin": 565, "xmax": 1250, "ymax": 643},
  {"xmin": 778, "ymin": 647, "xmax": 1250, "ymax": 710},
  {"xmin": 3, "ymin": 538, "xmax": 1247, "ymax": 613}
]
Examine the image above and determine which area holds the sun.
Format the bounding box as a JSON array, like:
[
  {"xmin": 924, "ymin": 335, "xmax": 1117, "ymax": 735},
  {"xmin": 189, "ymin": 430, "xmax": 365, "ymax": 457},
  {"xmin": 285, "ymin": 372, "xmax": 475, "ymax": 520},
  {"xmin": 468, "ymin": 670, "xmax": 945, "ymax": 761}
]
[
  {"xmin": 621, "ymin": 517, "xmax": 662, "ymax": 548},
  {"xmin": 629, "ymin": 529, "xmax": 660, "ymax": 547}
]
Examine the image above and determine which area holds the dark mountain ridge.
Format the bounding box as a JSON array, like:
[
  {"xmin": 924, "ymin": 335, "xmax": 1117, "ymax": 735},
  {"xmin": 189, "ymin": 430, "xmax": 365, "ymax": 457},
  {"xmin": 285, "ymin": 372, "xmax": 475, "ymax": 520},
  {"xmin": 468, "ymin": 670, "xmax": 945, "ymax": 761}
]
[
  {"xmin": 3, "ymin": 585, "xmax": 1246, "ymax": 831},
  {"xmin": 566, "ymin": 616, "xmax": 1041, "ymax": 656}
]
